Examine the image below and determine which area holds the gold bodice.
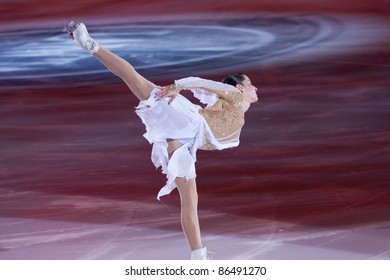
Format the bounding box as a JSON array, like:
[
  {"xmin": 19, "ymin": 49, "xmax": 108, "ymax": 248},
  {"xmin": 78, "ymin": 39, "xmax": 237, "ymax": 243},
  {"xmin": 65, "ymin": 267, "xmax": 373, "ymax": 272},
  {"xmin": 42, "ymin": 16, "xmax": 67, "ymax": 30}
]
[
  {"xmin": 174, "ymin": 77, "xmax": 246, "ymax": 150},
  {"xmin": 198, "ymin": 90, "xmax": 245, "ymax": 150}
]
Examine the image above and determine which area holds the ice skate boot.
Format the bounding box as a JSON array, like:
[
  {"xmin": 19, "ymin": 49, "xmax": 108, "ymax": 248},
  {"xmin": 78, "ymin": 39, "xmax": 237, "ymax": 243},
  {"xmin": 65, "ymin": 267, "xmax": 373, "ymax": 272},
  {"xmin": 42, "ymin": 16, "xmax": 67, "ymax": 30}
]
[
  {"xmin": 190, "ymin": 247, "xmax": 213, "ymax": 260},
  {"xmin": 64, "ymin": 21, "xmax": 100, "ymax": 54}
]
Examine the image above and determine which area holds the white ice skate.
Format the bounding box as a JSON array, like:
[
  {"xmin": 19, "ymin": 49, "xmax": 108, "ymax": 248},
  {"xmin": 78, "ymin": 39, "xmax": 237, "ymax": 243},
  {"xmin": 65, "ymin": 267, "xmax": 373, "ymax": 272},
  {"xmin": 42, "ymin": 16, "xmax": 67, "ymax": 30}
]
[
  {"xmin": 64, "ymin": 21, "xmax": 100, "ymax": 54},
  {"xmin": 190, "ymin": 247, "xmax": 213, "ymax": 260}
]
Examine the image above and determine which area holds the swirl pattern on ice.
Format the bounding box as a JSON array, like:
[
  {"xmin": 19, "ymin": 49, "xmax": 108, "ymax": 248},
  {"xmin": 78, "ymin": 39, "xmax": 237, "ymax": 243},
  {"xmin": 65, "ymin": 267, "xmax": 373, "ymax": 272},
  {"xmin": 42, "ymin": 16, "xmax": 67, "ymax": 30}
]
[{"xmin": 0, "ymin": 14, "xmax": 389, "ymax": 88}]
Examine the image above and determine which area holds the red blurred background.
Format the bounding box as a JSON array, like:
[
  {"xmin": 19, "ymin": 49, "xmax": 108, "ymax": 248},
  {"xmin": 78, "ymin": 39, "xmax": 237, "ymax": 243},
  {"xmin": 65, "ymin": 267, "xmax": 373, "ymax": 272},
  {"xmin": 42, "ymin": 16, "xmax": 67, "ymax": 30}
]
[{"xmin": 0, "ymin": 0, "xmax": 389, "ymax": 259}]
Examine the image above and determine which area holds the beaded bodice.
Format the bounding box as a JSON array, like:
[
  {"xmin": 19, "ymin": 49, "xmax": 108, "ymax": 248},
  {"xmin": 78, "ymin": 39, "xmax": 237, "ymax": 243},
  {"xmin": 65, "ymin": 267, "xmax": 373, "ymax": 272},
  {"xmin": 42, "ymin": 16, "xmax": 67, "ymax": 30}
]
[
  {"xmin": 174, "ymin": 77, "xmax": 245, "ymax": 150},
  {"xmin": 198, "ymin": 93, "xmax": 244, "ymax": 150}
]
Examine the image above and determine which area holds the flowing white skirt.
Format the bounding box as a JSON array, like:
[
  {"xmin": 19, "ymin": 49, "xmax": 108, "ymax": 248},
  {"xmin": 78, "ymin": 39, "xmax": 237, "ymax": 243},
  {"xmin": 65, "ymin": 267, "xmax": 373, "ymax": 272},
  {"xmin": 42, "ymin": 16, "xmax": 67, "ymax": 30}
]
[{"xmin": 135, "ymin": 87, "xmax": 205, "ymax": 200}]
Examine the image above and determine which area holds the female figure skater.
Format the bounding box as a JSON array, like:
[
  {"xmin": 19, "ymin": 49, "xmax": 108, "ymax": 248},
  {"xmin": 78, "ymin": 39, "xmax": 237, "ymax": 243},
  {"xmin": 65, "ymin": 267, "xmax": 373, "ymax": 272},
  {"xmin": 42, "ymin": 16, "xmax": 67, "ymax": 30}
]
[{"xmin": 64, "ymin": 21, "xmax": 258, "ymax": 260}]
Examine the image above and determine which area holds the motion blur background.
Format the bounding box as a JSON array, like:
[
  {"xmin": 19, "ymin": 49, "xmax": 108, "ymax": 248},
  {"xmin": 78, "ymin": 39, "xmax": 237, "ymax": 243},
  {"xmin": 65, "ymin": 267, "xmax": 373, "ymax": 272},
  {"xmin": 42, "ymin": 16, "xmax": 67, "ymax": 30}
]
[{"xmin": 0, "ymin": 0, "xmax": 389, "ymax": 259}]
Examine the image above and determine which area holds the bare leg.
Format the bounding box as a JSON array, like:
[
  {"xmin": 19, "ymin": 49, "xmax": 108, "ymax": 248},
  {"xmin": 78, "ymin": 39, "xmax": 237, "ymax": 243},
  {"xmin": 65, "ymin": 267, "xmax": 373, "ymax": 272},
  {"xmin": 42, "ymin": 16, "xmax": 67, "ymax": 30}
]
[
  {"xmin": 66, "ymin": 22, "xmax": 154, "ymax": 101},
  {"xmin": 176, "ymin": 177, "xmax": 203, "ymax": 250},
  {"xmin": 94, "ymin": 47, "xmax": 155, "ymax": 101},
  {"xmin": 167, "ymin": 140, "xmax": 203, "ymax": 251}
]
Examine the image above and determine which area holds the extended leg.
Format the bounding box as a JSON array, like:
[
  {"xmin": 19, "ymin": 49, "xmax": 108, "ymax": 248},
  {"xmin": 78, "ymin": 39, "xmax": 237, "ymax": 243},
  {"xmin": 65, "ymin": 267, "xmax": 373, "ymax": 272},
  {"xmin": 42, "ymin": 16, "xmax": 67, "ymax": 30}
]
[
  {"xmin": 67, "ymin": 21, "xmax": 155, "ymax": 101},
  {"xmin": 94, "ymin": 47, "xmax": 155, "ymax": 101}
]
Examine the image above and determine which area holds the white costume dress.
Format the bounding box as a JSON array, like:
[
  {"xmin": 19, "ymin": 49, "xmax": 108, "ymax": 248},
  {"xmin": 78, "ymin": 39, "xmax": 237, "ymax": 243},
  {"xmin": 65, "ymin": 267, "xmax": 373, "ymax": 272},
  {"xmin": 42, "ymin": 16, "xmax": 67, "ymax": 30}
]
[{"xmin": 135, "ymin": 77, "xmax": 245, "ymax": 199}]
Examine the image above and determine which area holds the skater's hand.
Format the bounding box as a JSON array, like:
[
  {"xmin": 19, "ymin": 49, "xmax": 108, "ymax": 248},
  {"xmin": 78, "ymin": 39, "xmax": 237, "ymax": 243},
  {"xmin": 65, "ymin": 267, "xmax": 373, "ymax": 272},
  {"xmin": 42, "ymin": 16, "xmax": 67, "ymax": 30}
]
[{"xmin": 156, "ymin": 84, "xmax": 179, "ymax": 105}]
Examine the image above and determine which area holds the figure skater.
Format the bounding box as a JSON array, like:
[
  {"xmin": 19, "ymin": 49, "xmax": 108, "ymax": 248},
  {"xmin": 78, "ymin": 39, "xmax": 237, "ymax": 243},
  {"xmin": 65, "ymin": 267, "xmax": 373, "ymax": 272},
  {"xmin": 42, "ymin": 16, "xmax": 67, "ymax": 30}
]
[{"xmin": 64, "ymin": 21, "xmax": 258, "ymax": 260}]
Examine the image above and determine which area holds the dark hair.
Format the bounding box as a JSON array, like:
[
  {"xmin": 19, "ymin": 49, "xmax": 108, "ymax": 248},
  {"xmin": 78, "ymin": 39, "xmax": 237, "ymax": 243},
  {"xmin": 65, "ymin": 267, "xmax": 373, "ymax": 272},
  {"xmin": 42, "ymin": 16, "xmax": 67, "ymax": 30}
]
[{"xmin": 222, "ymin": 73, "xmax": 245, "ymax": 86}]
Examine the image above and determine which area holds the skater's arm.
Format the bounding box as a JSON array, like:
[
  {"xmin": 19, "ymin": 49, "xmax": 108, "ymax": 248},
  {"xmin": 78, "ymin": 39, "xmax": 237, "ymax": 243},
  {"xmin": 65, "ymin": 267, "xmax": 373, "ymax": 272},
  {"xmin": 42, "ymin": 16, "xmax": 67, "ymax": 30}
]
[
  {"xmin": 175, "ymin": 77, "xmax": 240, "ymax": 103},
  {"xmin": 156, "ymin": 79, "xmax": 240, "ymax": 105}
]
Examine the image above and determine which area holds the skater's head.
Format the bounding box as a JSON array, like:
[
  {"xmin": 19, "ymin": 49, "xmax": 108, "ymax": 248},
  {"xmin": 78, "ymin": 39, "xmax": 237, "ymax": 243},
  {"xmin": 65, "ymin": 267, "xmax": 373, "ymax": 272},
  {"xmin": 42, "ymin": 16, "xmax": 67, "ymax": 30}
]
[
  {"xmin": 222, "ymin": 73, "xmax": 246, "ymax": 87},
  {"xmin": 223, "ymin": 73, "xmax": 258, "ymax": 104}
]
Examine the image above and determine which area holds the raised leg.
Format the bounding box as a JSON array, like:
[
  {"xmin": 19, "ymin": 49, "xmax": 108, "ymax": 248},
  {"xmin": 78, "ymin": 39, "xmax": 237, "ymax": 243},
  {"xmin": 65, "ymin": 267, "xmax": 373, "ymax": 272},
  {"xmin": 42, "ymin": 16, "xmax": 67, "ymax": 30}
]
[
  {"xmin": 94, "ymin": 47, "xmax": 156, "ymax": 101},
  {"xmin": 66, "ymin": 21, "xmax": 155, "ymax": 101}
]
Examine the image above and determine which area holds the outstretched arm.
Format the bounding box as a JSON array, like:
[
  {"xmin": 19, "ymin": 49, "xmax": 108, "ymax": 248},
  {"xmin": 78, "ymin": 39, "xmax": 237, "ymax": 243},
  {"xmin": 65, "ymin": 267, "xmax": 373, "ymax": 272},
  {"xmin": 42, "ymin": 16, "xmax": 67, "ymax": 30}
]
[
  {"xmin": 156, "ymin": 77, "xmax": 242, "ymax": 106},
  {"xmin": 175, "ymin": 77, "xmax": 241, "ymax": 103}
]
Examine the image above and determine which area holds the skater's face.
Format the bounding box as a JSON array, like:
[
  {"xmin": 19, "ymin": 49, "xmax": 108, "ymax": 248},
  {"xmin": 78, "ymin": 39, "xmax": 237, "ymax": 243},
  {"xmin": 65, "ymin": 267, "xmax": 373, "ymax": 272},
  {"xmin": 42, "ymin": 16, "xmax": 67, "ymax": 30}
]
[{"xmin": 237, "ymin": 75, "xmax": 258, "ymax": 103}]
